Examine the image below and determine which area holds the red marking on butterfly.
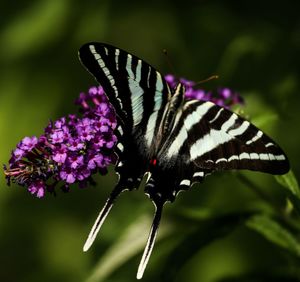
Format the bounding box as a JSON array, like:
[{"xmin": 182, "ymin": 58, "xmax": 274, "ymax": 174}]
[{"xmin": 150, "ymin": 158, "xmax": 157, "ymax": 166}]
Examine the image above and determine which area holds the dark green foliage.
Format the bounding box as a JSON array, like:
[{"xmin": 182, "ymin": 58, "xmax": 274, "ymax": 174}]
[{"xmin": 0, "ymin": 0, "xmax": 299, "ymax": 281}]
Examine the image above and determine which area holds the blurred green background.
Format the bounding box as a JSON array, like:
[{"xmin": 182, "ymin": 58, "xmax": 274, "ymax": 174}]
[{"xmin": 1, "ymin": 0, "xmax": 300, "ymax": 281}]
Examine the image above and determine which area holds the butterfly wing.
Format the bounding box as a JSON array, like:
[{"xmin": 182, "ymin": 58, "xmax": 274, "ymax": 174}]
[
  {"xmin": 184, "ymin": 100, "xmax": 289, "ymax": 173},
  {"xmin": 79, "ymin": 42, "xmax": 172, "ymax": 186},
  {"xmin": 79, "ymin": 44, "xmax": 169, "ymax": 144},
  {"xmin": 149, "ymin": 99, "xmax": 289, "ymax": 202}
]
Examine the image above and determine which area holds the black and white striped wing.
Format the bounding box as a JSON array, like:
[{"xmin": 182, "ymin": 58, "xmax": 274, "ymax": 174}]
[
  {"xmin": 79, "ymin": 42, "xmax": 171, "ymax": 157},
  {"xmin": 79, "ymin": 43, "xmax": 172, "ymax": 258},
  {"xmin": 159, "ymin": 100, "xmax": 289, "ymax": 186}
]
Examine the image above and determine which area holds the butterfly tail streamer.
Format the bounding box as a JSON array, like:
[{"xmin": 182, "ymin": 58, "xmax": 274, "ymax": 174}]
[
  {"xmin": 136, "ymin": 201, "xmax": 164, "ymax": 279},
  {"xmin": 83, "ymin": 184, "xmax": 125, "ymax": 252}
]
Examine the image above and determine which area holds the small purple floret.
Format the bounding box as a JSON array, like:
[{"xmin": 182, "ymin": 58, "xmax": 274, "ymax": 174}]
[{"xmin": 28, "ymin": 181, "xmax": 45, "ymax": 198}]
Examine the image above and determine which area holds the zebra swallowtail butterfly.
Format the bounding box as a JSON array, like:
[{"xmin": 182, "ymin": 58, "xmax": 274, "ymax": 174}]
[{"xmin": 79, "ymin": 42, "xmax": 289, "ymax": 279}]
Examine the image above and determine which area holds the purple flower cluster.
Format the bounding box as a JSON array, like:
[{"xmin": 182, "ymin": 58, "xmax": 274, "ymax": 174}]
[
  {"xmin": 4, "ymin": 75, "xmax": 242, "ymax": 198},
  {"xmin": 4, "ymin": 86, "xmax": 117, "ymax": 198},
  {"xmin": 165, "ymin": 74, "xmax": 243, "ymax": 108}
]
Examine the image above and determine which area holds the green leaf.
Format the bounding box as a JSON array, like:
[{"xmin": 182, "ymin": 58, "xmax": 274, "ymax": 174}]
[
  {"xmin": 275, "ymin": 171, "xmax": 300, "ymax": 215},
  {"xmin": 246, "ymin": 215, "xmax": 300, "ymax": 257},
  {"xmin": 161, "ymin": 211, "xmax": 254, "ymax": 281},
  {"xmin": 275, "ymin": 170, "xmax": 300, "ymax": 199}
]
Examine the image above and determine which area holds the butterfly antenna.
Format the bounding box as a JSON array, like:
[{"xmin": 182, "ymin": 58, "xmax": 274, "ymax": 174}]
[
  {"xmin": 136, "ymin": 201, "xmax": 164, "ymax": 279},
  {"xmin": 194, "ymin": 75, "xmax": 219, "ymax": 86},
  {"xmin": 83, "ymin": 184, "xmax": 124, "ymax": 252},
  {"xmin": 162, "ymin": 49, "xmax": 177, "ymax": 77}
]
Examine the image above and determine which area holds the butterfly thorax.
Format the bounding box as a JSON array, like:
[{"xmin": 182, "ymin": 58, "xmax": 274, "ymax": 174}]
[{"xmin": 152, "ymin": 83, "xmax": 185, "ymax": 156}]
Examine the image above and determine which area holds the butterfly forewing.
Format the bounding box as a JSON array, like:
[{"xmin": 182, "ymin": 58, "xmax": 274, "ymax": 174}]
[{"xmin": 79, "ymin": 43, "xmax": 171, "ymax": 158}]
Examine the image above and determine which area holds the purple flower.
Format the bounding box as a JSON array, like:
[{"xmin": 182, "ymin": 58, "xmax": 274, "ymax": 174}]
[
  {"xmin": 164, "ymin": 74, "xmax": 177, "ymax": 88},
  {"xmin": 68, "ymin": 138, "xmax": 85, "ymax": 151},
  {"xmin": 88, "ymin": 154, "xmax": 104, "ymax": 170},
  {"xmin": 20, "ymin": 136, "xmax": 38, "ymax": 151},
  {"xmin": 54, "ymin": 117, "xmax": 66, "ymax": 129},
  {"xmin": 28, "ymin": 181, "xmax": 45, "ymax": 198},
  {"xmin": 12, "ymin": 148, "xmax": 25, "ymax": 162},
  {"xmin": 60, "ymin": 168, "xmax": 76, "ymax": 184},
  {"xmin": 52, "ymin": 146, "xmax": 67, "ymax": 163},
  {"xmin": 220, "ymin": 88, "xmax": 232, "ymax": 99},
  {"xmin": 68, "ymin": 155, "xmax": 84, "ymax": 169},
  {"xmin": 4, "ymin": 86, "xmax": 117, "ymax": 198},
  {"xmin": 50, "ymin": 130, "xmax": 65, "ymax": 144}
]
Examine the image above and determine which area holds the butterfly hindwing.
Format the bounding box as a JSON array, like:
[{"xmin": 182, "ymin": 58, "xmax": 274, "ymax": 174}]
[{"xmin": 159, "ymin": 100, "xmax": 289, "ymax": 179}]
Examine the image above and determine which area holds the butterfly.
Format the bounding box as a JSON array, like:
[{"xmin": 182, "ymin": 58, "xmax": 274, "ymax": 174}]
[{"xmin": 78, "ymin": 42, "xmax": 289, "ymax": 279}]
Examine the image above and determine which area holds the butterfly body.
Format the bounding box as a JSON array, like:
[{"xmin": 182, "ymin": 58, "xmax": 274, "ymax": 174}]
[{"xmin": 79, "ymin": 42, "xmax": 289, "ymax": 279}]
